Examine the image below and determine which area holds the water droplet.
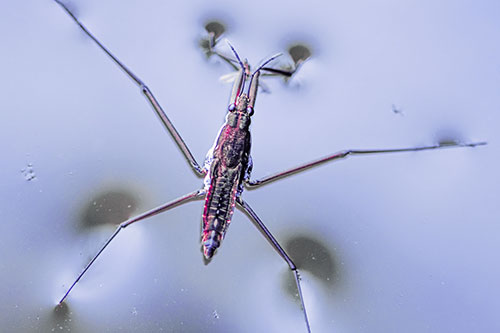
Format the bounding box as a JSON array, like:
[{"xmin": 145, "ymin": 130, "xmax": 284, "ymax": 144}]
[
  {"xmin": 21, "ymin": 163, "xmax": 36, "ymax": 181},
  {"xmin": 213, "ymin": 310, "xmax": 219, "ymax": 319}
]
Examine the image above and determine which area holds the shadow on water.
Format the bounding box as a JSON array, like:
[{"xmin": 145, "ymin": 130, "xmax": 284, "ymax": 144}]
[
  {"xmin": 281, "ymin": 232, "xmax": 340, "ymax": 302},
  {"xmin": 78, "ymin": 188, "xmax": 140, "ymax": 231},
  {"xmin": 199, "ymin": 19, "xmax": 227, "ymax": 58},
  {"xmin": 434, "ymin": 129, "xmax": 469, "ymax": 147},
  {"xmin": 40, "ymin": 302, "xmax": 75, "ymax": 333},
  {"xmin": 287, "ymin": 44, "xmax": 312, "ymax": 66},
  {"xmin": 198, "ymin": 15, "xmax": 314, "ymax": 87}
]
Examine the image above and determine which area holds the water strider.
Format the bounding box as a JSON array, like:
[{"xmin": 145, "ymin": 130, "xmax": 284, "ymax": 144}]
[{"xmin": 54, "ymin": 1, "xmax": 486, "ymax": 331}]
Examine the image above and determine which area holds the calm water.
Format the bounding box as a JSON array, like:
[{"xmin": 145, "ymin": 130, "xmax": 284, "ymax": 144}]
[{"xmin": 1, "ymin": 0, "xmax": 499, "ymax": 332}]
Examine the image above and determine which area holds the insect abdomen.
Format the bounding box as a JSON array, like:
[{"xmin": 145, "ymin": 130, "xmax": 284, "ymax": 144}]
[{"xmin": 202, "ymin": 165, "xmax": 240, "ymax": 259}]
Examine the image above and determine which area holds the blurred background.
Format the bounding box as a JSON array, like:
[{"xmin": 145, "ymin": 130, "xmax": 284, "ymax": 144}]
[{"xmin": 0, "ymin": 0, "xmax": 498, "ymax": 332}]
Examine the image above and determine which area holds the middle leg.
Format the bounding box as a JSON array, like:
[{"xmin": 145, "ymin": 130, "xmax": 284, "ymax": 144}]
[{"xmin": 246, "ymin": 141, "xmax": 486, "ymax": 188}]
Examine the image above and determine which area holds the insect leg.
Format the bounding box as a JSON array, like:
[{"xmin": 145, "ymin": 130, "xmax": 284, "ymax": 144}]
[
  {"xmin": 59, "ymin": 189, "xmax": 205, "ymax": 304},
  {"xmin": 246, "ymin": 141, "xmax": 486, "ymax": 188},
  {"xmin": 261, "ymin": 66, "xmax": 296, "ymax": 78},
  {"xmin": 236, "ymin": 198, "xmax": 311, "ymax": 333},
  {"xmin": 207, "ymin": 46, "xmax": 239, "ymax": 71},
  {"xmin": 53, "ymin": 0, "xmax": 204, "ymax": 175}
]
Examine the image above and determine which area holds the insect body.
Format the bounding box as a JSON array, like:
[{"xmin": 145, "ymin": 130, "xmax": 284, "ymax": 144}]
[
  {"xmin": 201, "ymin": 58, "xmax": 256, "ymax": 259},
  {"xmin": 53, "ymin": 1, "xmax": 486, "ymax": 332},
  {"xmin": 201, "ymin": 49, "xmax": 282, "ymax": 259}
]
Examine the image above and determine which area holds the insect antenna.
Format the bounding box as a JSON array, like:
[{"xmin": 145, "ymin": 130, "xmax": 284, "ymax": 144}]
[
  {"xmin": 253, "ymin": 53, "xmax": 283, "ymax": 75},
  {"xmin": 247, "ymin": 53, "xmax": 282, "ymax": 95},
  {"xmin": 225, "ymin": 40, "xmax": 246, "ymax": 70}
]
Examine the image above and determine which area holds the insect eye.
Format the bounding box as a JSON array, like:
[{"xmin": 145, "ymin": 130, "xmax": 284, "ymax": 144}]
[
  {"xmin": 228, "ymin": 103, "xmax": 236, "ymax": 112},
  {"xmin": 246, "ymin": 106, "xmax": 254, "ymax": 116}
]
